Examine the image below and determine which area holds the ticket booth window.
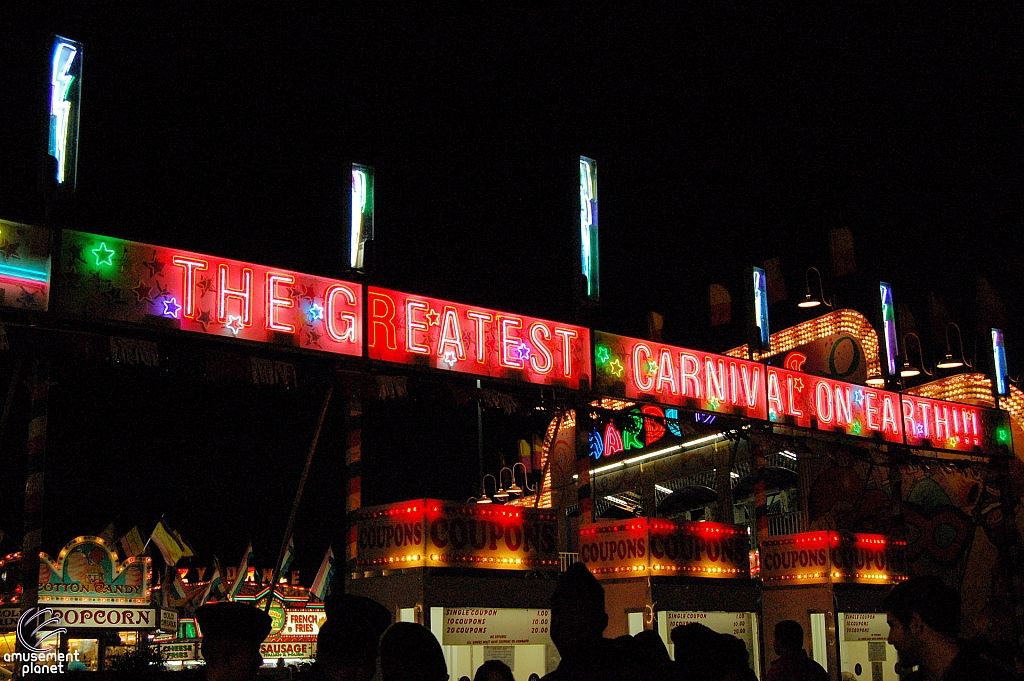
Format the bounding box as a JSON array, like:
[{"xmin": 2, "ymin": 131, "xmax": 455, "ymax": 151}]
[
  {"xmin": 839, "ymin": 613, "xmax": 898, "ymax": 681},
  {"xmin": 627, "ymin": 611, "xmax": 645, "ymax": 635},
  {"xmin": 430, "ymin": 606, "xmax": 551, "ymax": 680},
  {"xmin": 659, "ymin": 611, "xmax": 761, "ymax": 679}
]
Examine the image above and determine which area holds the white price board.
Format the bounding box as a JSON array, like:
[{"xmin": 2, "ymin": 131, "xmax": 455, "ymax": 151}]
[
  {"xmin": 665, "ymin": 612, "xmax": 754, "ymax": 660},
  {"xmin": 843, "ymin": 613, "xmax": 889, "ymax": 641},
  {"xmin": 442, "ymin": 608, "xmax": 551, "ymax": 645}
]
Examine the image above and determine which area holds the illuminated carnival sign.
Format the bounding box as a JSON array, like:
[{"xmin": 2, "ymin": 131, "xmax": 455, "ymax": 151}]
[
  {"xmin": 753, "ymin": 266, "xmax": 770, "ymax": 352},
  {"xmin": 355, "ymin": 500, "xmax": 559, "ymax": 571},
  {"xmin": 759, "ymin": 532, "xmax": 907, "ymax": 586},
  {"xmin": 368, "ymin": 287, "xmax": 590, "ymax": 388},
  {"xmin": 587, "ymin": 405, "xmax": 716, "ymax": 460},
  {"xmin": 579, "ymin": 156, "xmax": 599, "ymax": 302},
  {"xmin": 0, "ymin": 536, "xmax": 152, "ymax": 607},
  {"xmin": 0, "ymin": 219, "xmax": 51, "ymax": 311},
  {"xmin": 879, "ymin": 283, "xmax": 898, "ymax": 378},
  {"xmin": 579, "ymin": 519, "xmax": 750, "ymax": 579},
  {"xmin": 49, "ymin": 35, "xmax": 83, "ymax": 188},
  {"xmin": 593, "ymin": 330, "xmax": 1009, "ymax": 454},
  {"xmin": 59, "ymin": 231, "xmax": 362, "ymax": 356},
  {"xmin": 350, "ymin": 164, "xmax": 374, "ymax": 270}
]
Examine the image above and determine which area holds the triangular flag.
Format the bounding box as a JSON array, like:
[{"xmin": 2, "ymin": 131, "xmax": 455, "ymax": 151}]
[
  {"xmin": 98, "ymin": 522, "xmax": 116, "ymax": 545},
  {"xmin": 150, "ymin": 520, "xmax": 184, "ymax": 566},
  {"xmin": 310, "ymin": 547, "xmax": 335, "ymax": 602},
  {"xmin": 201, "ymin": 557, "xmax": 228, "ymax": 605},
  {"xmin": 228, "ymin": 544, "xmax": 254, "ymax": 599}
]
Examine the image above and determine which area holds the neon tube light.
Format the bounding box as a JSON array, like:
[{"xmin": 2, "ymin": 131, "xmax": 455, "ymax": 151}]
[
  {"xmin": 753, "ymin": 266, "xmax": 770, "ymax": 351},
  {"xmin": 880, "ymin": 282, "xmax": 898, "ymax": 377},
  {"xmin": 578, "ymin": 434, "xmax": 723, "ymax": 476},
  {"xmin": 350, "ymin": 164, "xmax": 374, "ymax": 270},
  {"xmin": 992, "ymin": 328, "xmax": 1008, "ymax": 396},
  {"xmin": 0, "ymin": 263, "xmax": 49, "ymax": 283},
  {"xmin": 49, "ymin": 38, "xmax": 81, "ymax": 185},
  {"xmin": 579, "ymin": 156, "xmax": 599, "ymax": 301}
]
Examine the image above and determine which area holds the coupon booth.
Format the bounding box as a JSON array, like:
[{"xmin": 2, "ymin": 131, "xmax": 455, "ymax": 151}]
[
  {"xmin": 579, "ymin": 518, "xmax": 762, "ymax": 676},
  {"xmin": 760, "ymin": 531, "xmax": 908, "ymax": 681},
  {"xmin": 348, "ymin": 500, "xmax": 561, "ymax": 680},
  {"xmin": 0, "ymin": 536, "xmax": 155, "ymax": 673}
]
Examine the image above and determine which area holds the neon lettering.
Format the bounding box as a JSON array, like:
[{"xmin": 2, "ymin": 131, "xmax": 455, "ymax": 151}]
[
  {"xmin": 705, "ymin": 358, "xmax": 727, "ymax": 404},
  {"xmin": 934, "ymin": 404, "xmax": 950, "ymax": 441},
  {"xmin": 657, "ymin": 349, "xmax": 678, "ymax": 395},
  {"xmin": 740, "ymin": 365, "xmax": 760, "ymax": 408},
  {"xmin": 406, "ymin": 299, "xmax": 430, "ymax": 354},
  {"xmin": 467, "ymin": 311, "xmax": 493, "ymax": 363},
  {"xmin": 767, "ymin": 371, "xmax": 784, "ymax": 416},
  {"xmin": 603, "ymin": 423, "xmax": 624, "ymax": 458},
  {"xmin": 787, "ymin": 375, "xmax": 803, "ymax": 417},
  {"xmin": 882, "ymin": 395, "xmax": 899, "ymax": 435},
  {"xmin": 864, "ymin": 390, "xmax": 879, "ymax": 431},
  {"xmin": 834, "ymin": 385, "xmax": 852, "ymax": 426},
  {"xmin": 369, "ymin": 292, "xmax": 398, "ymax": 350},
  {"xmin": 324, "ymin": 284, "xmax": 358, "ymax": 343},
  {"xmin": 170, "ymin": 256, "xmax": 209, "ymax": 318},
  {"xmin": 680, "ymin": 353, "xmax": 701, "ymax": 397},
  {"xmin": 217, "ymin": 264, "xmax": 253, "ymax": 324},
  {"xmin": 437, "ymin": 307, "xmax": 467, "ymax": 361},
  {"xmin": 499, "ymin": 317, "xmax": 524, "ymax": 368},
  {"xmin": 902, "ymin": 398, "xmax": 917, "ymax": 438},
  {"xmin": 528, "ymin": 323, "xmax": 553, "ymax": 374},
  {"xmin": 917, "ymin": 402, "xmax": 932, "ymax": 438},
  {"xmin": 816, "ymin": 382, "xmax": 834, "ymax": 424},
  {"xmin": 633, "ymin": 343, "xmax": 654, "ymax": 392},
  {"xmin": 266, "ymin": 273, "xmax": 296, "ymax": 333},
  {"xmin": 554, "ymin": 328, "xmax": 578, "ymax": 378}
]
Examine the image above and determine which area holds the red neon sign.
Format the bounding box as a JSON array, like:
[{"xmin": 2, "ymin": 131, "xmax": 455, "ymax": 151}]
[
  {"xmin": 368, "ymin": 287, "xmax": 590, "ymax": 388},
  {"xmin": 593, "ymin": 331, "xmax": 767, "ymax": 420},
  {"xmin": 61, "ymin": 231, "xmax": 362, "ymax": 356},
  {"xmin": 594, "ymin": 331, "xmax": 1007, "ymax": 454}
]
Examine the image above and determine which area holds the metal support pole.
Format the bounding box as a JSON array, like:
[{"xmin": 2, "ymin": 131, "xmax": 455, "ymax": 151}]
[{"xmin": 265, "ymin": 382, "xmax": 334, "ymax": 611}]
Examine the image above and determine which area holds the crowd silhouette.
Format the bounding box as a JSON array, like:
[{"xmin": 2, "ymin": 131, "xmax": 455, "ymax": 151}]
[{"xmin": 183, "ymin": 565, "xmax": 1020, "ymax": 680}]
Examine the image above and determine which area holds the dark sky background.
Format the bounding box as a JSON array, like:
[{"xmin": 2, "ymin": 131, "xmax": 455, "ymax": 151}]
[{"xmin": 0, "ymin": 5, "xmax": 1020, "ymax": 580}]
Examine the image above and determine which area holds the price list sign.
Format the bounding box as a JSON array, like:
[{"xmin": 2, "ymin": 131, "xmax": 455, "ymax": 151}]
[{"xmin": 442, "ymin": 608, "xmax": 551, "ymax": 646}]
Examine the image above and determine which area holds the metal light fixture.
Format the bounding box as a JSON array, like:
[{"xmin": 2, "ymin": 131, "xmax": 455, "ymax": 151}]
[
  {"xmin": 509, "ymin": 461, "xmax": 536, "ymax": 496},
  {"xmin": 476, "ymin": 473, "xmax": 497, "ymax": 504},
  {"xmin": 494, "ymin": 468, "xmax": 511, "ymax": 500},
  {"xmin": 936, "ymin": 322, "xmax": 971, "ymax": 370},
  {"xmin": 900, "ymin": 333, "xmax": 933, "ymax": 379},
  {"xmin": 798, "ymin": 267, "xmax": 833, "ymax": 309}
]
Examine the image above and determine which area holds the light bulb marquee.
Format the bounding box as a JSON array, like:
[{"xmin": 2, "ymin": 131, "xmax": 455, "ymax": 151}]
[
  {"xmin": 579, "ymin": 518, "xmax": 750, "ymax": 579},
  {"xmin": 355, "ymin": 499, "xmax": 559, "ymax": 571},
  {"xmin": 594, "ymin": 330, "xmax": 1010, "ymax": 455},
  {"xmin": 759, "ymin": 531, "xmax": 908, "ymax": 586},
  {"xmin": 368, "ymin": 286, "xmax": 591, "ymax": 388},
  {"xmin": 60, "ymin": 231, "xmax": 362, "ymax": 356}
]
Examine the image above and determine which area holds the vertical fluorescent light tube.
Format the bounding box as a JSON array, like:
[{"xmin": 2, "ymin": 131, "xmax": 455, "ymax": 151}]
[
  {"xmin": 350, "ymin": 164, "xmax": 374, "ymax": 270},
  {"xmin": 880, "ymin": 282, "xmax": 898, "ymax": 377},
  {"xmin": 753, "ymin": 266, "xmax": 770, "ymax": 352},
  {"xmin": 579, "ymin": 156, "xmax": 599, "ymax": 302},
  {"xmin": 49, "ymin": 35, "xmax": 83, "ymax": 188},
  {"xmin": 992, "ymin": 328, "xmax": 1008, "ymax": 396}
]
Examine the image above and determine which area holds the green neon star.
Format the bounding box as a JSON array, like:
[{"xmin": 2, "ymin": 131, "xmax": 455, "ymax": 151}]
[
  {"xmin": 608, "ymin": 358, "xmax": 624, "ymax": 378},
  {"xmin": 91, "ymin": 242, "xmax": 116, "ymax": 267},
  {"xmin": 645, "ymin": 360, "xmax": 658, "ymax": 376},
  {"xmin": 708, "ymin": 396, "xmax": 721, "ymax": 410},
  {"xmin": 851, "ymin": 420, "xmax": 862, "ymax": 435},
  {"xmin": 595, "ymin": 345, "xmax": 611, "ymax": 365}
]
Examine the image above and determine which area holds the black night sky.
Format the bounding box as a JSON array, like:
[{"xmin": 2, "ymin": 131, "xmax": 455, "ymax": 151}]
[{"xmin": 0, "ymin": 6, "xmax": 1020, "ymax": 579}]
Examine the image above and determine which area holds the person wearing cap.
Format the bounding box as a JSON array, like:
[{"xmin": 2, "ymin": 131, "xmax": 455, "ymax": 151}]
[
  {"xmin": 195, "ymin": 601, "xmax": 273, "ymax": 681},
  {"xmin": 315, "ymin": 594, "xmax": 392, "ymax": 681},
  {"xmin": 541, "ymin": 562, "xmax": 627, "ymax": 681}
]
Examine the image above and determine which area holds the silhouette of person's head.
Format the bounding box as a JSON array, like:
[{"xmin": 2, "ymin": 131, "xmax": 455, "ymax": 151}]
[
  {"xmin": 379, "ymin": 622, "xmax": 448, "ymax": 681},
  {"xmin": 773, "ymin": 619, "xmax": 806, "ymax": 656},
  {"xmin": 633, "ymin": 629, "xmax": 670, "ymax": 668},
  {"xmin": 473, "ymin": 659, "xmax": 514, "ymax": 681},
  {"xmin": 195, "ymin": 602, "xmax": 272, "ymax": 681},
  {"xmin": 671, "ymin": 623, "xmax": 721, "ymax": 679},
  {"xmin": 882, "ymin": 575, "xmax": 961, "ymax": 669},
  {"xmin": 528, "ymin": 675, "xmax": 541, "ymax": 681},
  {"xmin": 550, "ymin": 563, "xmax": 607, "ymax": 657},
  {"xmin": 317, "ymin": 595, "xmax": 391, "ymax": 681}
]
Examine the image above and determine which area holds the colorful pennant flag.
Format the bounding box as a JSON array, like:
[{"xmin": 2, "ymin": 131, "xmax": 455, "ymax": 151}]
[
  {"xmin": 119, "ymin": 526, "xmax": 145, "ymax": 559},
  {"xmin": 278, "ymin": 536, "xmax": 295, "ymax": 575},
  {"xmin": 228, "ymin": 543, "xmax": 255, "ymax": 599},
  {"xmin": 201, "ymin": 557, "xmax": 227, "ymax": 605},
  {"xmin": 150, "ymin": 520, "xmax": 184, "ymax": 565},
  {"xmin": 309, "ymin": 547, "xmax": 335, "ymax": 602}
]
